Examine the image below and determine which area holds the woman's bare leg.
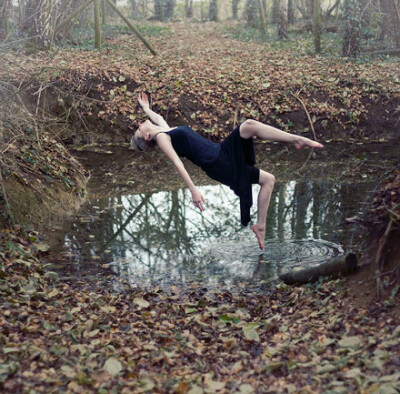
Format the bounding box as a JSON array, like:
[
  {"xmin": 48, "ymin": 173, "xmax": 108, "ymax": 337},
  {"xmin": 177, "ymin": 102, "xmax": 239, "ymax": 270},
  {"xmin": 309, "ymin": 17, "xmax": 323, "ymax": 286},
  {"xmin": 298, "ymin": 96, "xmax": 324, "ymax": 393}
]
[
  {"xmin": 239, "ymin": 119, "xmax": 324, "ymax": 149},
  {"xmin": 240, "ymin": 119, "xmax": 322, "ymax": 249},
  {"xmin": 252, "ymin": 170, "xmax": 275, "ymax": 250}
]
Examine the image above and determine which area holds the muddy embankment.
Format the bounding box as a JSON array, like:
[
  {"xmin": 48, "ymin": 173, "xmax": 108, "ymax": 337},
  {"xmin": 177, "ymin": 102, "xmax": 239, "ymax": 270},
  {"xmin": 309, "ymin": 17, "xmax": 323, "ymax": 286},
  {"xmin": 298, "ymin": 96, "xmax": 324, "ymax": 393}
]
[
  {"xmin": 0, "ymin": 87, "xmax": 88, "ymax": 232},
  {"xmin": 53, "ymin": 71, "xmax": 400, "ymax": 146}
]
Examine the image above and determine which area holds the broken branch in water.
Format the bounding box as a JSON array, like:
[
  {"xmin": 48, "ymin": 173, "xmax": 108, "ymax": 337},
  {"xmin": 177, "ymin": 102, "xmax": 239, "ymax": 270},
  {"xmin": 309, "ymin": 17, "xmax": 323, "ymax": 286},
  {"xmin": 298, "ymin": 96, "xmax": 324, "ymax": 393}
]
[{"xmin": 279, "ymin": 253, "xmax": 358, "ymax": 285}]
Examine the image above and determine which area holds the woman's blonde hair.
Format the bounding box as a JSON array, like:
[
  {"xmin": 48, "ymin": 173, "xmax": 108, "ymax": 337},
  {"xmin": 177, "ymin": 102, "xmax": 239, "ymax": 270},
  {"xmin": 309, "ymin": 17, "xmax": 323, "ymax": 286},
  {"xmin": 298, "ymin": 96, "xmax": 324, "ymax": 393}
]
[{"xmin": 130, "ymin": 133, "xmax": 157, "ymax": 152}]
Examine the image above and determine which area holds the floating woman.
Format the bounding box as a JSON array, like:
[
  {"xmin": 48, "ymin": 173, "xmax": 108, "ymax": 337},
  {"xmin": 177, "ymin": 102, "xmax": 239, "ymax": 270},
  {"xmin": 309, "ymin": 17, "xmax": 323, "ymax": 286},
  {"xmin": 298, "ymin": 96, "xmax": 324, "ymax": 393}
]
[{"xmin": 131, "ymin": 93, "xmax": 324, "ymax": 250}]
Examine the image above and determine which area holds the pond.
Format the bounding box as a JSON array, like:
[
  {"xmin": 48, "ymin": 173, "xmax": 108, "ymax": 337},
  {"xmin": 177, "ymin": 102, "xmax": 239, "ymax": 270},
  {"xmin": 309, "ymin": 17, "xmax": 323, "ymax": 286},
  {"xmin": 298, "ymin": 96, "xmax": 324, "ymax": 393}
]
[
  {"xmin": 48, "ymin": 179, "xmax": 371, "ymax": 292},
  {"xmin": 46, "ymin": 139, "xmax": 398, "ymax": 292}
]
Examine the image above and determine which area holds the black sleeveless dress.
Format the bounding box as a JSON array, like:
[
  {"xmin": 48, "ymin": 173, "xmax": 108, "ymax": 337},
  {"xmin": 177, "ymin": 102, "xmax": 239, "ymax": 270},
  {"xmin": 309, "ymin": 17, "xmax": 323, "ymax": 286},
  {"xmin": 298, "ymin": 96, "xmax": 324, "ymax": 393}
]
[{"xmin": 166, "ymin": 125, "xmax": 260, "ymax": 226}]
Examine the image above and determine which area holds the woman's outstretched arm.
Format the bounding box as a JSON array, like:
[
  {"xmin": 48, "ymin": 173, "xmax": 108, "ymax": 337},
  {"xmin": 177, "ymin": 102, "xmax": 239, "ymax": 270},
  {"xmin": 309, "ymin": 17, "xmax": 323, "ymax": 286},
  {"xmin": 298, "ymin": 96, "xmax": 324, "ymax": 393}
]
[
  {"xmin": 156, "ymin": 133, "xmax": 206, "ymax": 212},
  {"xmin": 138, "ymin": 93, "xmax": 170, "ymax": 128}
]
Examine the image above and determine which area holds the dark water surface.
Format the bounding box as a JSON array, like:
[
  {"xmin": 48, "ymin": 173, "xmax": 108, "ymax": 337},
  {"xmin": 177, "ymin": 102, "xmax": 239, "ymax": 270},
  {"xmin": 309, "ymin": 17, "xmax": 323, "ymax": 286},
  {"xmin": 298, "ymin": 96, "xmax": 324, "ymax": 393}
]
[
  {"xmin": 47, "ymin": 140, "xmax": 399, "ymax": 292},
  {"xmin": 49, "ymin": 180, "xmax": 371, "ymax": 291}
]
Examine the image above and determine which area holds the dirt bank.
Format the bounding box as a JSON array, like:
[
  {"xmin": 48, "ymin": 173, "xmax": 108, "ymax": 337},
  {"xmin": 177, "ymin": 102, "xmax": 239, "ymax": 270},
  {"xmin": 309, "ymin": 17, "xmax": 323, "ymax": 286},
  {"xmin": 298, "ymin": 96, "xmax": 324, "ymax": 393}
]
[{"xmin": 348, "ymin": 168, "xmax": 400, "ymax": 308}]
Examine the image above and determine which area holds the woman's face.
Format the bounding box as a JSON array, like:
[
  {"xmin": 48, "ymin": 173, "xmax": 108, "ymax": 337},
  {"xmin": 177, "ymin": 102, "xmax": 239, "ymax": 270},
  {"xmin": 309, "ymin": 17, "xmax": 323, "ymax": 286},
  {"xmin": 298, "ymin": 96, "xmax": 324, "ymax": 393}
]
[{"xmin": 136, "ymin": 120, "xmax": 152, "ymax": 140}]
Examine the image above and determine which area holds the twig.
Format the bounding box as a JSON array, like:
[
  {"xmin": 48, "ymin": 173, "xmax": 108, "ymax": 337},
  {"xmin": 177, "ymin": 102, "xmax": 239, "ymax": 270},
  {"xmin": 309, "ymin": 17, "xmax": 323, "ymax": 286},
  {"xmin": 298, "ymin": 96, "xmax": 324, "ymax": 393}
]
[
  {"xmin": 375, "ymin": 219, "xmax": 393, "ymax": 299},
  {"xmin": 72, "ymin": 104, "xmax": 89, "ymax": 132},
  {"xmin": 248, "ymin": 97, "xmax": 267, "ymax": 118},
  {"xmin": 233, "ymin": 108, "xmax": 239, "ymax": 128},
  {"xmin": 372, "ymin": 265, "xmax": 400, "ymax": 280},
  {"xmin": 296, "ymin": 150, "xmax": 314, "ymax": 174},
  {"xmin": 1, "ymin": 135, "xmax": 21, "ymax": 155},
  {"xmin": 0, "ymin": 169, "xmax": 14, "ymax": 224},
  {"xmin": 384, "ymin": 202, "xmax": 400, "ymax": 221},
  {"xmin": 35, "ymin": 82, "xmax": 43, "ymax": 149},
  {"xmin": 16, "ymin": 93, "xmax": 42, "ymax": 147},
  {"xmin": 290, "ymin": 91, "xmax": 317, "ymax": 141},
  {"xmin": 290, "ymin": 90, "xmax": 318, "ymax": 175}
]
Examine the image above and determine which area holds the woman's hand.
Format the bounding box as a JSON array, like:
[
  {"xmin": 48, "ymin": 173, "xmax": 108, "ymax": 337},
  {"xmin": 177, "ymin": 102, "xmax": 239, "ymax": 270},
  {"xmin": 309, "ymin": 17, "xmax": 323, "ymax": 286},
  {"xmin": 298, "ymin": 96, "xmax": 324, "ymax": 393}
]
[
  {"xmin": 191, "ymin": 188, "xmax": 206, "ymax": 212},
  {"xmin": 138, "ymin": 92, "xmax": 150, "ymax": 110}
]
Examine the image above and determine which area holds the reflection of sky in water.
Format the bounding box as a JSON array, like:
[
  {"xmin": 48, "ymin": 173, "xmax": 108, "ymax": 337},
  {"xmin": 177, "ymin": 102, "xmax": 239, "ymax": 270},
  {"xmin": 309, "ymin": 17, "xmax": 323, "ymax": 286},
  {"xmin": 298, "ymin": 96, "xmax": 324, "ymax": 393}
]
[{"xmin": 58, "ymin": 180, "xmax": 369, "ymax": 291}]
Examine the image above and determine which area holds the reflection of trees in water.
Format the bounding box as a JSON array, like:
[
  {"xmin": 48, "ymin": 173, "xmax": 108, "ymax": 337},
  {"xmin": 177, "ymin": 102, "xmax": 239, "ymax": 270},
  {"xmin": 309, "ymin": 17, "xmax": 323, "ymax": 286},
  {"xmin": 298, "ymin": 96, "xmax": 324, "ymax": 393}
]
[
  {"xmin": 62, "ymin": 186, "xmax": 240, "ymax": 277},
  {"xmin": 61, "ymin": 180, "xmax": 371, "ymax": 285},
  {"xmin": 267, "ymin": 181, "xmax": 368, "ymax": 245}
]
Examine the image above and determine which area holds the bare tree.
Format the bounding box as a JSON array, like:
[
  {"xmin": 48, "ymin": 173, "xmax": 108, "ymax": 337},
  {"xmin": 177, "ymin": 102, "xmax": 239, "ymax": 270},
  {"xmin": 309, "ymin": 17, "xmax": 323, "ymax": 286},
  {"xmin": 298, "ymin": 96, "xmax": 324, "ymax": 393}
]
[
  {"xmin": 288, "ymin": 0, "xmax": 296, "ymax": 23},
  {"xmin": 258, "ymin": 0, "xmax": 267, "ymax": 33},
  {"xmin": 209, "ymin": 0, "xmax": 219, "ymax": 21},
  {"xmin": 380, "ymin": 0, "xmax": 400, "ymax": 47},
  {"xmin": 278, "ymin": 0, "xmax": 288, "ymax": 39},
  {"xmin": 232, "ymin": 0, "xmax": 241, "ymax": 19},
  {"xmin": 138, "ymin": 0, "xmax": 149, "ymax": 18},
  {"xmin": 22, "ymin": 0, "xmax": 54, "ymax": 48},
  {"xmin": 313, "ymin": 0, "xmax": 321, "ymax": 53},
  {"xmin": 185, "ymin": 0, "xmax": 193, "ymax": 18},
  {"xmin": 297, "ymin": 0, "xmax": 312, "ymax": 20},
  {"xmin": 326, "ymin": 0, "xmax": 341, "ymax": 17},
  {"xmin": 0, "ymin": 0, "xmax": 11, "ymax": 39},
  {"xmin": 154, "ymin": 0, "xmax": 175, "ymax": 21},
  {"xmin": 94, "ymin": 0, "xmax": 101, "ymax": 48},
  {"xmin": 245, "ymin": 0, "xmax": 258, "ymax": 27},
  {"xmin": 130, "ymin": 0, "xmax": 137, "ymax": 18},
  {"xmin": 342, "ymin": 0, "xmax": 361, "ymax": 56}
]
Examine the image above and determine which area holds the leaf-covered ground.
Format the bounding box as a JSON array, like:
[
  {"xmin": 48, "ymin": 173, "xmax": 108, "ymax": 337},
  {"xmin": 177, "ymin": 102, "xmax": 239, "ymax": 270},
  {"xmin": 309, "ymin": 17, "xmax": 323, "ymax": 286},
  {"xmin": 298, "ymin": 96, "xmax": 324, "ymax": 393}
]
[{"xmin": 1, "ymin": 231, "xmax": 400, "ymax": 393}]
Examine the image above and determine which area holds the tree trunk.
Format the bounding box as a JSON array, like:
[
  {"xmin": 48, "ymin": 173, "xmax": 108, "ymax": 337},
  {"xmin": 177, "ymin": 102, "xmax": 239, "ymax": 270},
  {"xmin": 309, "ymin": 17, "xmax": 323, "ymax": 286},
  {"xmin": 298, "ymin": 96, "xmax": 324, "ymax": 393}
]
[
  {"xmin": 185, "ymin": 0, "xmax": 193, "ymax": 18},
  {"xmin": 18, "ymin": 0, "xmax": 24, "ymax": 31},
  {"xmin": 245, "ymin": 0, "xmax": 258, "ymax": 28},
  {"xmin": 313, "ymin": 0, "xmax": 321, "ymax": 53},
  {"xmin": 53, "ymin": 0, "xmax": 94, "ymax": 41},
  {"xmin": 272, "ymin": 0, "xmax": 279, "ymax": 21},
  {"xmin": 257, "ymin": 0, "xmax": 267, "ymax": 32},
  {"xmin": 288, "ymin": 0, "xmax": 295, "ymax": 23},
  {"xmin": 154, "ymin": 0, "xmax": 175, "ymax": 20},
  {"xmin": 94, "ymin": 0, "xmax": 101, "ymax": 48},
  {"xmin": 102, "ymin": 0, "xmax": 107, "ymax": 24},
  {"xmin": 22, "ymin": 0, "xmax": 36, "ymax": 34},
  {"xmin": 209, "ymin": 0, "xmax": 218, "ymax": 21},
  {"xmin": 326, "ymin": 0, "xmax": 340, "ymax": 17},
  {"xmin": 23, "ymin": 0, "xmax": 54, "ymax": 49},
  {"xmin": 0, "ymin": 0, "xmax": 11, "ymax": 39},
  {"xmin": 39, "ymin": 0, "xmax": 54, "ymax": 48},
  {"xmin": 165, "ymin": 0, "xmax": 175, "ymax": 19},
  {"xmin": 154, "ymin": 0, "xmax": 163, "ymax": 20},
  {"xmin": 307, "ymin": 0, "xmax": 313, "ymax": 19},
  {"xmin": 278, "ymin": 0, "xmax": 288, "ymax": 39},
  {"xmin": 105, "ymin": 0, "xmax": 157, "ymax": 55},
  {"xmin": 138, "ymin": 0, "xmax": 148, "ymax": 18},
  {"xmin": 380, "ymin": 0, "xmax": 400, "ymax": 47},
  {"xmin": 342, "ymin": 0, "xmax": 362, "ymax": 57},
  {"xmin": 232, "ymin": 0, "xmax": 240, "ymax": 19}
]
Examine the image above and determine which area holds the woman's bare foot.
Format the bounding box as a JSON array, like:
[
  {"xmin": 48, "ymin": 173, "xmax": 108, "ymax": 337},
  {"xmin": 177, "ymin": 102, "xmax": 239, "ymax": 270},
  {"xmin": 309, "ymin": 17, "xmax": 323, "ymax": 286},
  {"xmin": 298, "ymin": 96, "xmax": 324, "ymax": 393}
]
[
  {"xmin": 252, "ymin": 224, "xmax": 265, "ymax": 250},
  {"xmin": 295, "ymin": 137, "xmax": 324, "ymax": 150}
]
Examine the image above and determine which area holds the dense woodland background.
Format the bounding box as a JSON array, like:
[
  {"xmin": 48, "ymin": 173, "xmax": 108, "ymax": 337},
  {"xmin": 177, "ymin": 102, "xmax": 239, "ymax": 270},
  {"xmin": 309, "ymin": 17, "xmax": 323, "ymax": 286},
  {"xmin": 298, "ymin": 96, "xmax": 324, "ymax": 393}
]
[{"xmin": 0, "ymin": 0, "xmax": 399, "ymax": 56}]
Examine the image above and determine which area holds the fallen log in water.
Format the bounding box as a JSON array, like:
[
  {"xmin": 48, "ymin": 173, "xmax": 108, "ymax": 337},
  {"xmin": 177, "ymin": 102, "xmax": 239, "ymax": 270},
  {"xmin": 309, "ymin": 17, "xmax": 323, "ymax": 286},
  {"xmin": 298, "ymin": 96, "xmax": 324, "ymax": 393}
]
[{"xmin": 279, "ymin": 253, "xmax": 358, "ymax": 285}]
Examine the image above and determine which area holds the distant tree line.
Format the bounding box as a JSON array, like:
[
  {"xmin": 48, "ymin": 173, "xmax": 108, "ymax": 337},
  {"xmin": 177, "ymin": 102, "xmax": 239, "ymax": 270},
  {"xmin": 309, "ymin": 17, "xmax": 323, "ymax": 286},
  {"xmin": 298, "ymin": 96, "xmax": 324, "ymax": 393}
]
[{"xmin": 0, "ymin": 0, "xmax": 399, "ymax": 56}]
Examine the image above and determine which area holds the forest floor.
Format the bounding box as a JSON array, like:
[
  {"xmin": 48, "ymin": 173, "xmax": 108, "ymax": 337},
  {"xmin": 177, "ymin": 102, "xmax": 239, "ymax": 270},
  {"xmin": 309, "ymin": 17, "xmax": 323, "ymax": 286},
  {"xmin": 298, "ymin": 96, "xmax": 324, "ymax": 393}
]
[{"xmin": 1, "ymin": 22, "xmax": 400, "ymax": 392}]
